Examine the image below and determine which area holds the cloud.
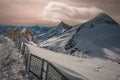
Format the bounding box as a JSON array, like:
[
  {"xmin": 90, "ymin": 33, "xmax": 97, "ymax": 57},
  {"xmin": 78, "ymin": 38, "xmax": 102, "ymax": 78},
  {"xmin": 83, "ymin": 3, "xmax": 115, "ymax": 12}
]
[{"xmin": 42, "ymin": 1, "xmax": 103, "ymax": 23}]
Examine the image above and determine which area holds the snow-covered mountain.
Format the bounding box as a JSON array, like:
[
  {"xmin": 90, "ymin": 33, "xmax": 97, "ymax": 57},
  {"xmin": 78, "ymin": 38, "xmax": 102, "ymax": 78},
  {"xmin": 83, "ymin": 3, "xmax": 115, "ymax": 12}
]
[
  {"xmin": 65, "ymin": 13, "xmax": 120, "ymax": 58},
  {"xmin": 0, "ymin": 22, "xmax": 71, "ymax": 41},
  {"xmin": 38, "ymin": 25, "xmax": 78, "ymax": 51},
  {"xmin": 27, "ymin": 25, "xmax": 53, "ymax": 38},
  {"xmin": 38, "ymin": 13, "xmax": 120, "ymax": 61},
  {"xmin": 37, "ymin": 21, "xmax": 72, "ymax": 42}
]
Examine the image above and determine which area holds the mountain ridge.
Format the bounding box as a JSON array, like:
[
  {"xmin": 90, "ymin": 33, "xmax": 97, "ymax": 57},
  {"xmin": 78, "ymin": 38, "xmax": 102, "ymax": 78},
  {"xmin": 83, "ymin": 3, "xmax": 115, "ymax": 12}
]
[{"xmin": 38, "ymin": 13, "xmax": 120, "ymax": 61}]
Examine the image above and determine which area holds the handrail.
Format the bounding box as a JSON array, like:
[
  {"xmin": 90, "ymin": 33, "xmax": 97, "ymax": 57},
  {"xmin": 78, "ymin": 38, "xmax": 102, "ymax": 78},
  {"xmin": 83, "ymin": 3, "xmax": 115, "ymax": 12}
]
[{"xmin": 16, "ymin": 41, "xmax": 69, "ymax": 80}]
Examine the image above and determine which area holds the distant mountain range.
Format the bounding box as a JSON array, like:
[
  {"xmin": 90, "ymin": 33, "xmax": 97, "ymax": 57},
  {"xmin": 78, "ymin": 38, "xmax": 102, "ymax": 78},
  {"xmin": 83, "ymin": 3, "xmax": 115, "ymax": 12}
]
[
  {"xmin": 0, "ymin": 25, "xmax": 52, "ymax": 36},
  {"xmin": 0, "ymin": 13, "xmax": 120, "ymax": 61}
]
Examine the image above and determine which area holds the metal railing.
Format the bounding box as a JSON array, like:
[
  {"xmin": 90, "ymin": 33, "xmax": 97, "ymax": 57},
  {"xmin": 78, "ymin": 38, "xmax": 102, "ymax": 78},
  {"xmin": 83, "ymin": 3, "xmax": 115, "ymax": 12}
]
[{"xmin": 16, "ymin": 41, "xmax": 69, "ymax": 80}]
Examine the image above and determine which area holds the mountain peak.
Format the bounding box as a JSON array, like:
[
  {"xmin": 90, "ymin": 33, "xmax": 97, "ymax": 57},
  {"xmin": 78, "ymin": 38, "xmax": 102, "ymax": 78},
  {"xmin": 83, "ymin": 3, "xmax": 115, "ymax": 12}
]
[
  {"xmin": 60, "ymin": 21, "xmax": 65, "ymax": 25},
  {"xmin": 58, "ymin": 21, "xmax": 68, "ymax": 27},
  {"xmin": 97, "ymin": 13, "xmax": 110, "ymax": 18},
  {"xmin": 92, "ymin": 13, "xmax": 119, "ymax": 25},
  {"xmin": 57, "ymin": 21, "xmax": 72, "ymax": 30}
]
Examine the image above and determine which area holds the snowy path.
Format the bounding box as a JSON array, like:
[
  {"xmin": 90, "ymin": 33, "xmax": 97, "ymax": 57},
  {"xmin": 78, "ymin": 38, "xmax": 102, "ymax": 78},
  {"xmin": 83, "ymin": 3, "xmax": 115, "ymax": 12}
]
[
  {"xmin": 0, "ymin": 36, "xmax": 27, "ymax": 80},
  {"xmin": 27, "ymin": 44, "xmax": 120, "ymax": 80}
]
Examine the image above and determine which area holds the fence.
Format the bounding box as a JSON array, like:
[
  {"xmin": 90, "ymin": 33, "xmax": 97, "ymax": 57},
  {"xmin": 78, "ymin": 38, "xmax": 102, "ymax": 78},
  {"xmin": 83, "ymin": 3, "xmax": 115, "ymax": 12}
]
[{"xmin": 16, "ymin": 41, "xmax": 69, "ymax": 80}]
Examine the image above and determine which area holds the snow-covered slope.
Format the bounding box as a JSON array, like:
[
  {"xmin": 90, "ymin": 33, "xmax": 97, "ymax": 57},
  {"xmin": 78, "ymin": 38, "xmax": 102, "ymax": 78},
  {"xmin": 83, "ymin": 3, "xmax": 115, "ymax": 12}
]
[
  {"xmin": 27, "ymin": 43, "xmax": 120, "ymax": 80},
  {"xmin": 38, "ymin": 13, "xmax": 120, "ymax": 62},
  {"xmin": 38, "ymin": 25, "xmax": 78, "ymax": 52},
  {"xmin": 37, "ymin": 21, "xmax": 72, "ymax": 42}
]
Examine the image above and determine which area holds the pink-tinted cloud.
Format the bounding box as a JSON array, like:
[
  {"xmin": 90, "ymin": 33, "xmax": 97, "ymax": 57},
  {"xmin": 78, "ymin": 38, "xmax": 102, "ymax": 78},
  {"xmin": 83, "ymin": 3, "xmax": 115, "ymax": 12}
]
[
  {"xmin": 0, "ymin": 0, "xmax": 119, "ymax": 25},
  {"xmin": 42, "ymin": 1, "xmax": 103, "ymax": 23}
]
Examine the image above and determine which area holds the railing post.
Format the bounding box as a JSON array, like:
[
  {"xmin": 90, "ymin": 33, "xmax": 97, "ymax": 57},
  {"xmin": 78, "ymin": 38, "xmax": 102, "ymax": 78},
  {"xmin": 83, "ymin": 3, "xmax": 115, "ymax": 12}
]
[
  {"xmin": 19, "ymin": 42, "xmax": 23, "ymax": 54},
  {"xmin": 26, "ymin": 52, "xmax": 31, "ymax": 72},
  {"xmin": 16, "ymin": 41, "xmax": 19, "ymax": 49},
  {"xmin": 40, "ymin": 59, "xmax": 44, "ymax": 80},
  {"xmin": 44, "ymin": 61, "xmax": 49, "ymax": 80},
  {"xmin": 27, "ymin": 53, "xmax": 31, "ymax": 73},
  {"xmin": 18, "ymin": 41, "xmax": 20, "ymax": 52}
]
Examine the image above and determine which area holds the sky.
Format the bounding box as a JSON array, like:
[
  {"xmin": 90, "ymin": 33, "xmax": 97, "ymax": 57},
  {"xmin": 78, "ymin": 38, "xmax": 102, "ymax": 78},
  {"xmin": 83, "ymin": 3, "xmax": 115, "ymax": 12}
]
[{"xmin": 0, "ymin": 0, "xmax": 120, "ymax": 25}]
